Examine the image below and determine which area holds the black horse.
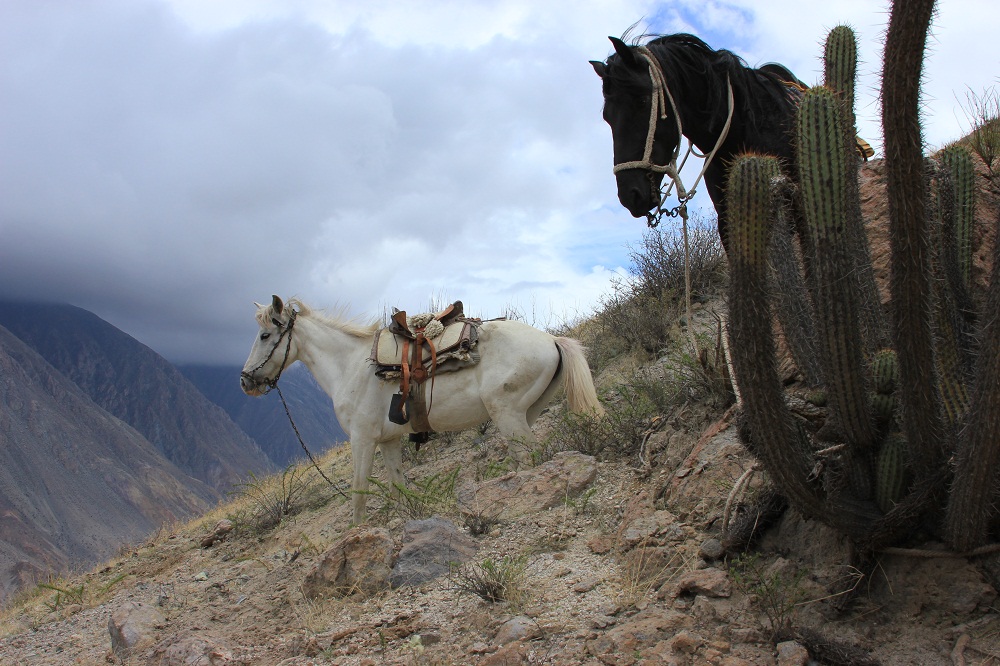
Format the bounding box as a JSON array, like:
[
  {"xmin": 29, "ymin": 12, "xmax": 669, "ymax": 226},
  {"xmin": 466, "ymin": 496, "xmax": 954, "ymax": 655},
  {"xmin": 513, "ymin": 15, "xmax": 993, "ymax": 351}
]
[{"xmin": 591, "ymin": 34, "xmax": 807, "ymax": 250}]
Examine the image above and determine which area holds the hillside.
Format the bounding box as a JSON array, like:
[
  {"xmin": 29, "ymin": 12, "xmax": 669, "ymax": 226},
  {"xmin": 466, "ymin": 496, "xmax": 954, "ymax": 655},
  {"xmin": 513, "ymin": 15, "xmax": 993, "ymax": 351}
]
[
  {"xmin": 0, "ymin": 325, "xmax": 216, "ymax": 605},
  {"xmin": 180, "ymin": 364, "xmax": 348, "ymax": 468},
  {"xmin": 0, "ymin": 155, "xmax": 996, "ymax": 665},
  {"xmin": 0, "ymin": 302, "xmax": 275, "ymax": 490}
]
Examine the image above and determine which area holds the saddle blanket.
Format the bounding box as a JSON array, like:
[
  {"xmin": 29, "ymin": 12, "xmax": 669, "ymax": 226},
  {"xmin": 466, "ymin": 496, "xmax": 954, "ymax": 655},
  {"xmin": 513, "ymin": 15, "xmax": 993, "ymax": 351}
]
[{"xmin": 369, "ymin": 319, "xmax": 480, "ymax": 379}]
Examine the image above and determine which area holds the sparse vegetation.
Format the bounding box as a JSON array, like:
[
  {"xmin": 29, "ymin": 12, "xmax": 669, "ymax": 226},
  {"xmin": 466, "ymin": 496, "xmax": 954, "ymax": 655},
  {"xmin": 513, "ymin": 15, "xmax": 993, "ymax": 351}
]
[
  {"xmin": 451, "ymin": 554, "xmax": 530, "ymax": 606},
  {"xmin": 616, "ymin": 546, "xmax": 685, "ymax": 609},
  {"xmin": 728, "ymin": 553, "xmax": 807, "ymax": 639},
  {"xmin": 37, "ymin": 581, "xmax": 86, "ymax": 612},
  {"xmin": 581, "ymin": 214, "xmax": 727, "ymax": 370},
  {"xmin": 367, "ymin": 467, "xmax": 460, "ymax": 522},
  {"xmin": 227, "ymin": 464, "xmax": 320, "ymax": 534},
  {"xmin": 957, "ymin": 84, "xmax": 1000, "ymax": 176}
]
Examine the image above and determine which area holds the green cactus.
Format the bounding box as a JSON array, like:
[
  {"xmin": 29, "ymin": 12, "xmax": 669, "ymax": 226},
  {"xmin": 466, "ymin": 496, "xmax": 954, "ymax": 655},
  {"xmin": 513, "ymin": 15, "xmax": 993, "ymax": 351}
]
[
  {"xmin": 824, "ymin": 25, "xmax": 858, "ymax": 128},
  {"xmin": 946, "ymin": 228, "xmax": 1000, "ymax": 550},
  {"xmin": 875, "ymin": 433, "xmax": 911, "ymax": 513},
  {"xmin": 870, "ymin": 349, "xmax": 899, "ymax": 427},
  {"xmin": 823, "ymin": 25, "xmax": 889, "ymax": 357},
  {"xmin": 939, "ymin": 145, "xmax": 976, "ymax": 289},
  {"xmin": 726, "ymin": 155, "xmax": 827, "ymax": 519},
  {"xmin": 871, "ymin": 349, "xmax": 899, "ymax": 395},
  {"xmin": 796, "ymin": 86, "xmax": 876, "ymax": 453},
  {"xmin": 723, "ymin": 4, "xmax": 1000, "ymax": 554}
]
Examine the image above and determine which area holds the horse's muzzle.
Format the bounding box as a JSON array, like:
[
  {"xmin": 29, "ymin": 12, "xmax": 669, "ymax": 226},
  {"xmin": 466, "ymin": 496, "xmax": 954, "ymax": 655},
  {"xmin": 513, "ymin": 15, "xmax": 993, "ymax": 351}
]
[
  {"xmin": 240, "ymin": 372, "xmax": 264, "ymax": 396},
  {"xmin": 616, "ymin": 170, "xmax": 660, "ymax": 218}
]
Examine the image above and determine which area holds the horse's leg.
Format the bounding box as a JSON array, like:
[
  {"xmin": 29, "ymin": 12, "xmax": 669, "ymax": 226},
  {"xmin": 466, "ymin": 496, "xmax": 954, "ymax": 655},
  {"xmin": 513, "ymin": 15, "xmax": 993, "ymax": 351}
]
[
  {"xmin": 490, "ymin": 410, "xmax": 536, "ymax": 468},
  {"xmin": 351, "ymin": 438, "xmax": 377, "ymax": 524},
  {"xmin": 378, "ymin": 438, "xmax": 406, "ymax": 499}
]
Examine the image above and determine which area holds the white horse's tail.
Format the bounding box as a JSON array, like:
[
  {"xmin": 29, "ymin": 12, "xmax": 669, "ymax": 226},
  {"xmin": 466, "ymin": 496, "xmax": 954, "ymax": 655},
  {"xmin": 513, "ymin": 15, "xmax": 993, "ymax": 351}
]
[{"xmin": 554, "ymin": 337, "xmax": 605, "ymax": 416}]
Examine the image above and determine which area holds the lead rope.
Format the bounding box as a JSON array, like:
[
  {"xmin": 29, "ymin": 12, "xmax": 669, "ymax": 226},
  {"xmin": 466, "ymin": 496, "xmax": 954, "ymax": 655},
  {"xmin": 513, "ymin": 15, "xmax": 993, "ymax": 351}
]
[
  {"xmin": 275, "ymin": 384, "xmax": 350, "ymax": 499},
  {"xmin": 242, "ymin": 310, "xmax": 349, "ymax": 499}
]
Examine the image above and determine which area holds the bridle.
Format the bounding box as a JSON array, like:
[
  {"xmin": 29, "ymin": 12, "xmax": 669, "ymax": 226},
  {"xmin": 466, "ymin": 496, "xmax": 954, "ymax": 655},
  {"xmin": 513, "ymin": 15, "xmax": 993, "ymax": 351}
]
[
  {"xmin": 612, "ymin": 45, "xmax": 734, "ymax": 228},
  {"xmin": 240, "ymin": 308, "xmax": 297, "ymax": 394}
]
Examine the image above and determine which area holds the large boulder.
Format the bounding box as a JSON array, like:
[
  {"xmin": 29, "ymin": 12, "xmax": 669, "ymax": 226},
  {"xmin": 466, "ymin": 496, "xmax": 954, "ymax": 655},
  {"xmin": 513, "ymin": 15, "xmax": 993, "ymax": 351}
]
[
  {"xmin": 302, "ymin": 526, "xmax": 395, "ymax": 599},
  {"xmin": 108, "ymin": 601, "xmax": 166, "ymax": 657},
  {"xmin": 390, "ymin": 517, "xmax": 478, "ymax": 588}
]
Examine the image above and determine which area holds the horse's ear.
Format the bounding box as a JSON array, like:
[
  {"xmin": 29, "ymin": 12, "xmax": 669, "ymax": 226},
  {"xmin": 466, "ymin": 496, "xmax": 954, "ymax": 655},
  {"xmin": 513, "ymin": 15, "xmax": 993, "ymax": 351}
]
[
  {"xmin": 253, "ymin": 301, "xmax": 264, "ymax": 309},
  {"xmin": 608, "ymin": 36, "xmax": 637, "ymax": 67},
  {"xmin": 590, "ymin": 60, "xmax": 606, "ymax": 78},
  {"xmin": 271, "ymin": 295, "xmax": 284, "ymax": 315}
]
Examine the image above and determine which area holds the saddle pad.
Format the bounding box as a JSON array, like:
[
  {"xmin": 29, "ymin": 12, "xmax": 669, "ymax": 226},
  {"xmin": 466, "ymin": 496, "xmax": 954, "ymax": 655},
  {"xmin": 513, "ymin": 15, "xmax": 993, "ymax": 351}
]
[{"xmin": 370, "ymin": 320, "xmax": 473, "ymax": 367}]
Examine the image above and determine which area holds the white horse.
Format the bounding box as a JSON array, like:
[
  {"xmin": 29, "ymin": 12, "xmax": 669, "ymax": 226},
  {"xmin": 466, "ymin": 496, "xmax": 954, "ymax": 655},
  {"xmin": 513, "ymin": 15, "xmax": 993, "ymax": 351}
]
[{"xmin": 240, "ymin": 296, "xmax": 604, "ymax": 523}]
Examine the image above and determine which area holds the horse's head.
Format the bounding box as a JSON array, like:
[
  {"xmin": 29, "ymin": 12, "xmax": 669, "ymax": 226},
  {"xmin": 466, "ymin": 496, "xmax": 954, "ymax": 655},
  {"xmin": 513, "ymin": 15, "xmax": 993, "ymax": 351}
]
[
  {"xmin": 591, "ymin": 37, "xmax": 682, "ymax": 219},
  {"xmin": 240, "ymin": 295, "xmax": 298, "ymax": 396}
]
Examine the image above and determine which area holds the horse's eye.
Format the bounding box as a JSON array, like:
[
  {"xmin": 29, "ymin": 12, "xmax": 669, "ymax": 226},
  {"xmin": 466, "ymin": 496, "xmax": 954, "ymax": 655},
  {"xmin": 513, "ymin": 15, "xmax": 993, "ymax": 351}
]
[{"xmin": 260, "ymin": 332, "xmax": 271, "ymax": 341}]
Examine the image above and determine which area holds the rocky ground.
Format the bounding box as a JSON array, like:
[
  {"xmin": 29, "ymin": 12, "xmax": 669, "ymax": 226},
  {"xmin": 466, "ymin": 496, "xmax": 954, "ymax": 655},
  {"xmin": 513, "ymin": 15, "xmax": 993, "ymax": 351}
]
[
  {"xmin": 1, "ymin": 155, "xmax": 998, "ymax": 665},
  {"xmin": 3, "ymin": 342, "xmax": 1000, "ymax": 665}
]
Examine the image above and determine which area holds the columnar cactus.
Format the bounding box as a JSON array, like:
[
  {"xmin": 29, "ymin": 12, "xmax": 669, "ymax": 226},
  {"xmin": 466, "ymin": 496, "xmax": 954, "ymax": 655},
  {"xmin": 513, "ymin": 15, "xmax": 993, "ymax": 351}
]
[
  {"xmin": 939, "ymin": 145, "xmax": 977, "ymax": 290},
  {"xmin": 725, "ymin": 3, "xmax": 1000, "ymax": 553},
  {"xmin": 824, "ymin": 25, "xmax": 889, "ymax": 357},
  {"xmin": 796, "ymin": 87, "xmax": 876, "ymax": 454}
]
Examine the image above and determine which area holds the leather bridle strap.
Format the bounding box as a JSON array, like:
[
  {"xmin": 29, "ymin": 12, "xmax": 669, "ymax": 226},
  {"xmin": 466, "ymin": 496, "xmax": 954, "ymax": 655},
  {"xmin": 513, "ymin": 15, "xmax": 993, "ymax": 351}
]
[{"xmin": 612, "ymin": 45, "xmax": 734, "ymax": 214}]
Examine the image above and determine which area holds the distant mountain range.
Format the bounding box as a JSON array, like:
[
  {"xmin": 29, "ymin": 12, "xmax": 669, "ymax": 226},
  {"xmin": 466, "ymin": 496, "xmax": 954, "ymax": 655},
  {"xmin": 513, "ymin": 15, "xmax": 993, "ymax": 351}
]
[
  {"xmin": 179, "ymin": 364, "xmax": 347, "ymax": 469},
  {"xmin": 0, "ymin": 301, "xmax": 346, "ymax": 603},
  {"xmin": 0, "ymin": 324, "xmax": 215, "ymax": 600}
]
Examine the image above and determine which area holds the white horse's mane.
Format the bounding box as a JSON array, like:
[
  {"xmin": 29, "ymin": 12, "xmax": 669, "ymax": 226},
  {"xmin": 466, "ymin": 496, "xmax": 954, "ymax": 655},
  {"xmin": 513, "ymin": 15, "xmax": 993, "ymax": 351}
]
[{"xmin": 280, "ymin": 299, "xmax": 379, "ymax": 339}]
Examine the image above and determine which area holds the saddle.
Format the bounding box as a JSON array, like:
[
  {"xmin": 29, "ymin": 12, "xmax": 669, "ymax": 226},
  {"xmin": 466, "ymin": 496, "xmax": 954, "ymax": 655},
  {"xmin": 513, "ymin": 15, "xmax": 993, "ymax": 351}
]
[{"xmin": 368, "ymin": 300, "xmax": 481, "ymax": 435}]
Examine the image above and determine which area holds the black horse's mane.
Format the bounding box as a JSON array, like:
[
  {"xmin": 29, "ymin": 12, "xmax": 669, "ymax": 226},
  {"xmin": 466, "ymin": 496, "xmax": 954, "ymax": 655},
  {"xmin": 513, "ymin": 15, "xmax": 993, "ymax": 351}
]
[{"xmin": 603, "ymin": 33, "xmax": 798, "ymax": 126}]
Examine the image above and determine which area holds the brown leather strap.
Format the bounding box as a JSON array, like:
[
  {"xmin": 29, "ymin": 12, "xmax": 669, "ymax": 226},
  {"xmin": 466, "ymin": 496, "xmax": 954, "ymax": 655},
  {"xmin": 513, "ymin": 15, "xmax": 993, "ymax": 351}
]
[{"xmin": 399, "ymin": 337, "xmax": 411, "ymax": 418}]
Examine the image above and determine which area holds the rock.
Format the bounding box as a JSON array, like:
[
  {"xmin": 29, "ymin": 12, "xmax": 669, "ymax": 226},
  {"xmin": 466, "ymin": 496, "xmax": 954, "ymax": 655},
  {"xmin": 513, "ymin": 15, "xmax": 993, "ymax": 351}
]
[
  {"xmin": 699, "ymin": 537, "xmax": 724, "ymax": 561},
  {"xmin": 670, "ymin": 629, "xmax": 702, "ymax": 654},
  {"xmin": 302, "ymin": 526, "xmax": 394, "ymax": 599},
  {"xmin": 620, "ymin": 509, "xmax": 681, "ymax": 548},
  {"xmin": 390, "ymin": 517, "xmax": 477, "ymax": 588},
  {"xmin": 150, "ymin": 631, "xmax": 233, "ymax": 665},
  {"xmin": 200, "ymin": 519, "xmax": 233, "ymax": 548},
  {"xmin": 587, "ymin": 534, "xmax": 614, "ymax": 554},
  {"xmin": 669, "ymin": 567, "xmax": 732, "ymax": 598},
  {"xmin": 494, "ymin": 616, "xmax": 540, "ymax": 645},
  {"xmin": 108, "ymin": 601, "xmax": 166, "ymax": 656},
  {"xmin": 457, "ymin": 451, "xmax": 597, "ymax": 517},
  {"xmin": 776, "ymin": 640, "xmax": 810, "ymax": 666},
  {"xmin": 481, "ymin": 641, "xmax": 529, "ymax": 665},
  {"xmin": 585, "ymin": 607, "xmax": 692, "ymax": 656}
]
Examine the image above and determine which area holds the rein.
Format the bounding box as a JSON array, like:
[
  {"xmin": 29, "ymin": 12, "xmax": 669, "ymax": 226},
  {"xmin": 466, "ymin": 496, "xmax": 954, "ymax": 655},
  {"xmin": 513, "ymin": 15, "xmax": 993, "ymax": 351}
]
[
  {"xmin": 240, "ymin": 309, "xmax": 349, "ymax": 499},
  {"xmin": 612, "ymin": 45, "xmax": 734, "ymax": 229}
]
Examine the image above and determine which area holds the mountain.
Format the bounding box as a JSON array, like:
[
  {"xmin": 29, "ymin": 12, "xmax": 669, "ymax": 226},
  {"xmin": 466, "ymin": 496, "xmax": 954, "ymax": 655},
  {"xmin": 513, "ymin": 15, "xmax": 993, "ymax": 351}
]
[
  {"xmin": 0, "ymin": 325, "xmax": 216, "ymax": 603},
  {"xmin": 180, "ymin": 364, "xmax": 348, "ymax": 468},
  {"xmin": 0, "ymin": 302, "xmax": 274, "ymax": 491}
]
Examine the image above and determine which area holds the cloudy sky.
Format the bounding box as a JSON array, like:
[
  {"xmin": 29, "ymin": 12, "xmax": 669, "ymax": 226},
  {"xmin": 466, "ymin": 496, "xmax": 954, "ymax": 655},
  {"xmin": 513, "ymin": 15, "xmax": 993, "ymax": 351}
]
[{"xmin": 1, "ymin": 0, "xmax": 996, "ymax": 364}]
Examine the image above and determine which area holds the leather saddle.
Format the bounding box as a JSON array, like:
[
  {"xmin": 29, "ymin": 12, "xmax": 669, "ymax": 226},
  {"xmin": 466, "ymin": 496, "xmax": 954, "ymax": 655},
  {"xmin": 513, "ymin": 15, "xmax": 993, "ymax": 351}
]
[{"xmin": 368, "ymin": 301, "xmax": 480, "ymax": 434}]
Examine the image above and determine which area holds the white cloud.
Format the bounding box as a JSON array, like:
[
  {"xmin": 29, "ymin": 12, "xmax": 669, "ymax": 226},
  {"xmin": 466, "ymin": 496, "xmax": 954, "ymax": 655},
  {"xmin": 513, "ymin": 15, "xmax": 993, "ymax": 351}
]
[{"xmin": 1, "ymin": 0, "xmax": 996, "ymax": 363}]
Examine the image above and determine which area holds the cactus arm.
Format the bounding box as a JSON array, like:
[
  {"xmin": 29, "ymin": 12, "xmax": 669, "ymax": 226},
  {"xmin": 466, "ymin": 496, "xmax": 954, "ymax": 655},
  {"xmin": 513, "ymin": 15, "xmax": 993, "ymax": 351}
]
[{"xmin": 881, "ymin": 0, "xmax": 947, "ymax": 479}]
